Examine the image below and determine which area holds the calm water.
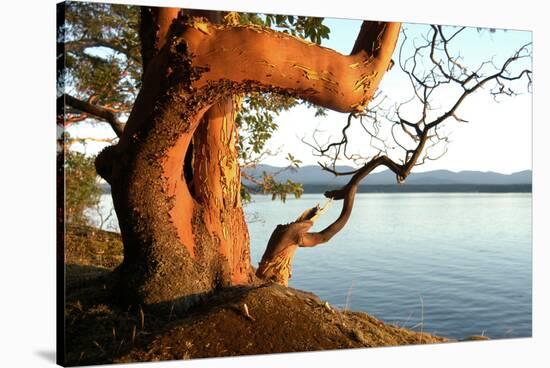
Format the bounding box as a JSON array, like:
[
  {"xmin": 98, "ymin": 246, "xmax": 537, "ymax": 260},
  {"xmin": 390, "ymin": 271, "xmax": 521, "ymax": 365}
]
[{"xmin": 89, "ymin": 193, "xmax": 532, "ymax": 340}]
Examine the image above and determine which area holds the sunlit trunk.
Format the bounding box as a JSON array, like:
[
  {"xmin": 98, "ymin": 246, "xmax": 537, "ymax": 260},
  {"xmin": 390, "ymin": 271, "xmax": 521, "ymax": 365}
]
[{"xmin": 94, "ymin": 11, "xmax": 399, "ymax": 307}]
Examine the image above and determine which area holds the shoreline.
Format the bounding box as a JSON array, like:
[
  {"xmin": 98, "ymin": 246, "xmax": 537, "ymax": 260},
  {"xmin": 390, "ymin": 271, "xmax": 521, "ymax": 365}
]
[
  {"xmin": 100, "ymin": 183, "xmax": 532, "ymax": 194},
  {"xmin": 63, "ymin": 225, "xmax": 450, "ymax": 365}
]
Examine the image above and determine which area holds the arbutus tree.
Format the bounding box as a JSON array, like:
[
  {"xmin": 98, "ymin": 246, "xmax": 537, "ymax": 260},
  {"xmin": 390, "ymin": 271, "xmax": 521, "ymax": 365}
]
[
  {"xmin": 58, "ymin": 4, "xmax": 336, "ymax": 306},
  {"xmin": 58, "ymin": 3, "xmax": 323, "ymax": 201},
  {"xmin": 106, "ymin": 7, "xmax": 399, "ymax": 307},
  {"xmin": 61, "ymin": 4, "xmax": 400, "ymax": 306},
  {"xmin": 58, "ymin": 4, "xmax": 531, "ymax": 307}
]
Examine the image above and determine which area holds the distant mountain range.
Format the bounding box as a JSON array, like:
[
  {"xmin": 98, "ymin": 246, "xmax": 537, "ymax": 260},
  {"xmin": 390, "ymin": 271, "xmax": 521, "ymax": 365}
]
[
  {"xmin": 99, "ymin": 166, "xmax": 532, "ymax": 194},
  {"xmin": 243, "ymin": 164, "xmax": 532, "ymax": 186}
]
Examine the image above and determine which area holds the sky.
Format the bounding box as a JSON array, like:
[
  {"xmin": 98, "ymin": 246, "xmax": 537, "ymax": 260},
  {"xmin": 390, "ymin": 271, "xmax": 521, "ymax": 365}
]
[
  {"xmin": 260, "ymin": 19, "xmax": 532, "ymax": 173},
  {"xmin": 68, "ymin": 17, "xmax": 532, "ymax": 174}
]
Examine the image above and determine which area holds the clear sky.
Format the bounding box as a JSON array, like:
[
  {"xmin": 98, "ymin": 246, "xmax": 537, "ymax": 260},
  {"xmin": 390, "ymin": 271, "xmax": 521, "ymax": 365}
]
[{"xmin": 68, "ymin": 17, "xmax": 532, "ymax": 174}]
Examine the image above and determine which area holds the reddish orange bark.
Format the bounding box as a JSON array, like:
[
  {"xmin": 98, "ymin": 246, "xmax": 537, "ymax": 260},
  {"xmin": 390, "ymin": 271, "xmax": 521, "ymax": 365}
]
[
  {"xmin": 156, "ymin": 8, "xmax": 181, "ymax": 50},
  {"xmin": 187, "ymin": 22, "xmax": 400, "ymax": 112},
  {"xmin": 192, "ymin": 98, "xmax": 251, "ymax": 284},
  {"xmin": 97, "ymin": 12, "xmax": 401, "ymax": 307},
  {"xmin": 162, "ymin": 106, "xmax": 210, "ymax": 259}
]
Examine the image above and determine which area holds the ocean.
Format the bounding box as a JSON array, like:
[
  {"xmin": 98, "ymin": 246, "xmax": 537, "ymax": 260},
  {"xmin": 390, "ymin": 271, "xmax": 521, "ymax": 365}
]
[{"xmin": 89, "ymin": 192, "xmax": 532, "ymax": 340}]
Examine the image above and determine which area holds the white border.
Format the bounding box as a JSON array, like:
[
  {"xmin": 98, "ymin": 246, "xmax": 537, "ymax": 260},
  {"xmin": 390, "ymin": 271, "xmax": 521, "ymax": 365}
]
[{"xmin": 1, "ymin": 0, "xmax": 547, "ymax": 367}]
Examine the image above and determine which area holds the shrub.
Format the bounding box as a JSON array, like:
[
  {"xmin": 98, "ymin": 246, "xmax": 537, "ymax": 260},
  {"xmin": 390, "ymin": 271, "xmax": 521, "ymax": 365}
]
[{"xmin": 64, "ymin": 150, "xmax": 101, "ymax": 224}]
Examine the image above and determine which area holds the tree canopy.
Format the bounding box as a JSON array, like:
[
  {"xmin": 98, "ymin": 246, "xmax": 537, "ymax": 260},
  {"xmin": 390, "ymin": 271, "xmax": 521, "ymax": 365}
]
[
  {"xmin": 60, "ymin": 5, "xmax": 531, "ymax": 192},
  {"xmin": 59, "ymin": 3, "xmax": 335, "ymax": 202}
]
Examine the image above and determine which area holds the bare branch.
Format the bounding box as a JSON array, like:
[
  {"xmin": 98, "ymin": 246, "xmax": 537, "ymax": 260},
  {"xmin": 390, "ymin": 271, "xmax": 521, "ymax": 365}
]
[
  {"xmin": 257, "ymin": 24, "xmax": 531, "ymax": 287},
  {"xmin": 63, "ymin": 39, "xmax": 140, "ymax": 64},
  {"xmin": 62, "ymin": 94, "xmax": 125, "ymax": 137}
]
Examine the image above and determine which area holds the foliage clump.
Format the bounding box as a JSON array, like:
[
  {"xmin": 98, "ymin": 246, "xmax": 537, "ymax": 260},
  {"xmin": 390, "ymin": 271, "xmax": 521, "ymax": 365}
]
[
  {"xmin": 61, "ymin": 3, "xmax": 332, "ymax": 204},
  {"xmin": 64, "ymin": 149, "xmax": 101, "ymax": 225}
]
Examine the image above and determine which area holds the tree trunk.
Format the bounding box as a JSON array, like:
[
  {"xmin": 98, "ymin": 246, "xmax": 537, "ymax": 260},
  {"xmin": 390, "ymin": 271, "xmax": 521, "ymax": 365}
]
[
  {"xmin": 192, "ymin": 97, "xmax": 252, "ymax": 285},
  {"xmin": 95, "ymin": 12, "xmax": 400, "ymax": 308},
  {"xmin": 100, "ymin": 91, "xmax": 255, "ymax": 308}
]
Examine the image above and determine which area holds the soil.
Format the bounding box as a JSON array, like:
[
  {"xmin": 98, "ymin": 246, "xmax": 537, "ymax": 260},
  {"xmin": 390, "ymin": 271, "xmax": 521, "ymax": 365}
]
[{"xmin": 63, "ymin": 225, "xmax": 449, "ymax": 366}]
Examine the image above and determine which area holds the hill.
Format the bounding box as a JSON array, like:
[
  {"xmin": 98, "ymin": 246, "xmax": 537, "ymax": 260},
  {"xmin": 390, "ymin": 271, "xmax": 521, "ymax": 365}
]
[
  {"xmin": 243, "ymin": 165, "xmax": 532, "ymax": 186},
  {"xmin": 100, "ymin": 167, "xmax": 532, "ymax": 194}
]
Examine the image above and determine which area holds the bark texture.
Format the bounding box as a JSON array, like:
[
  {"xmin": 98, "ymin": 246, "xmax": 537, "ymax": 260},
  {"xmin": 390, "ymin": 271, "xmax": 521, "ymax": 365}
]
[{"xmin": 95, "ymin": 12, "xmax": 400, "ymax": 307}]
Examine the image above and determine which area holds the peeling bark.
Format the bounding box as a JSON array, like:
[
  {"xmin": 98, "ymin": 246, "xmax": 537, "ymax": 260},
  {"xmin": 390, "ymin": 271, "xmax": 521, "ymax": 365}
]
[
  {"xmin": 257, "ymin": 202, "xmax": 331, "ymax": 286},
  {"xmin": 186, "ymin": 21, "xmax": 400, "ymax": 113},
  {"xmin": 95, "ymin": 13, "xmax": 400, "ymax": 306},
  {"xmin": 192, "ymin": 97, "xmax": 252, "ymax": 285}
]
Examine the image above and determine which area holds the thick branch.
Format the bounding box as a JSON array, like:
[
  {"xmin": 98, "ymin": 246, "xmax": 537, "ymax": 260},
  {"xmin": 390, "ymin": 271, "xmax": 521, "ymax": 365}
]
[
  {"xmin": 139, "ymin": 7, "xmax": 223, "ymax": 76},
  {"xmin": 63, "ymin": 94, "xmax": 125, "ymax": 137},
  {"xmin": 121, "ymin": 18, "xmax": 401, "ymax": 152},
  {"xmin": 139, "ymin": 7, "xmax": 182, "ymax": 77},
  {"xmin": 351, "ymin": 21, "xmax": 398, "ymax": 58},
  {"xmin": 185, "ymin": 20, "xmax": 401, "ymax": 113}
]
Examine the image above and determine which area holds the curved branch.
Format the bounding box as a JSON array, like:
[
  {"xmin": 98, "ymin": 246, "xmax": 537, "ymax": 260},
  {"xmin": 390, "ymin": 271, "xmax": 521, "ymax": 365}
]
[
  {"xmin": 185, "ymin": 20, "xmax": 401, "ymax": 113},
  {"xmin": 256, "ymin": 140, "xmax": 426, "ymax": 284},
  {"xmin": 121, "ymin": 17, "xmax": 401, "ymax": 150},
  {"xmin": 62, "ymin": 94, "xmax": 125, "ymax": 137},
  {"xmin": 300, "ymin": 126, "xmax": 429, "ymax": 247},
  {"xmin": 300, "ymin": 155, "xmax": 402, "ymax": 247}
]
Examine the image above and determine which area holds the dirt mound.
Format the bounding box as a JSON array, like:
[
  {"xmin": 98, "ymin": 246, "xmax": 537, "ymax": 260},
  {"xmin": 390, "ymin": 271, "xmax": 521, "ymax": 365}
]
[
  {"xmin": 118, "ymin": 283, "xmax": 447, "ymax": 363},
  {"xmin": 63, "ymin": 225, "xmax": 447, "ymax": 366}
]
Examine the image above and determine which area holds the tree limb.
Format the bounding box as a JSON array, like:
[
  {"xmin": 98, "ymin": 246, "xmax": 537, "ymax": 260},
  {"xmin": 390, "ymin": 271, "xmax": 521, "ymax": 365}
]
[
  {"xmin": 62, "ymin": 94, "xmax": 125, "ymax": 137},
  {"xmin": 63, "ymin": 39, "xmax": 140, "ymax": 64},
  {"xmin": 184, "ymin": 20, "xmax": 401, "ymax": 113},
  {"xmin": 301, "ymin": 155, "xmax": 404, "ymax": 246},
  {"xmin": 120, "ymin": 16, "xmax": 401, "ymax": 152}
]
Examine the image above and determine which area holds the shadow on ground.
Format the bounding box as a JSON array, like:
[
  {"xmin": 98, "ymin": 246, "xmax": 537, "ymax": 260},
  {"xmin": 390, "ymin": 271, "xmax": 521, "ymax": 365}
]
[{"xmin": 61, "ymin": 225, "xmax": 448, "ymax": 366}]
